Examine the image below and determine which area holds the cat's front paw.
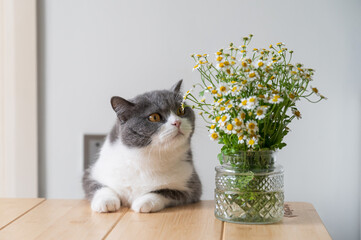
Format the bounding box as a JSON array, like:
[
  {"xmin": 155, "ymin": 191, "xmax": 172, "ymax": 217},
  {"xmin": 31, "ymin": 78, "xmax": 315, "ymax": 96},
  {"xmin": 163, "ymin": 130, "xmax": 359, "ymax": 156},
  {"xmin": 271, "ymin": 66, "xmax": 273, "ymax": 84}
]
[
  {"xmin": 91, "ymin": 187, "xmax": 121, "ymax": 213},
  {"xmin": 131, "ymin": 193, "xmax": 169, "ymax": 213}
]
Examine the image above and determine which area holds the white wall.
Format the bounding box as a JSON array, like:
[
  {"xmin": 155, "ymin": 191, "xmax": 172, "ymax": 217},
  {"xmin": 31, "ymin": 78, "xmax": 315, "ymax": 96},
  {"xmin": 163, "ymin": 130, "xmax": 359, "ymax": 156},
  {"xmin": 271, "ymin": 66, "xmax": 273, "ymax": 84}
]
[{"xmin": 38, "ymin": 0, "xmax": 361, "ymax": 239}]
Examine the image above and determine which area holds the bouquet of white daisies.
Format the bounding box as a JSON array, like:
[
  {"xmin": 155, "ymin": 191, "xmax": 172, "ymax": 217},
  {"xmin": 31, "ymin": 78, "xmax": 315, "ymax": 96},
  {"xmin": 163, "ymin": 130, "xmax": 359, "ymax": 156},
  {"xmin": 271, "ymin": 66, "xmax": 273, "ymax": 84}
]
[{"xmin": 184, "ymin": 34, "xmax": 326, "ymax": 157}]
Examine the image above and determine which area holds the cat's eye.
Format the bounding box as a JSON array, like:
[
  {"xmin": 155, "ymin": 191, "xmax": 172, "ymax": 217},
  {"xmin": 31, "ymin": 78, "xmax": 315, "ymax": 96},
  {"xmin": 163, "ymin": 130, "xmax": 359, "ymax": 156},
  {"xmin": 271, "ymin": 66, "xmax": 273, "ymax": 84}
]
[
  {"xmin": 177, "ymin": 107, "xmax": 185, "ymax": 116},
  {"xmin": 148, "ymin": 113, "xmax": 161, "ymax": 122}
]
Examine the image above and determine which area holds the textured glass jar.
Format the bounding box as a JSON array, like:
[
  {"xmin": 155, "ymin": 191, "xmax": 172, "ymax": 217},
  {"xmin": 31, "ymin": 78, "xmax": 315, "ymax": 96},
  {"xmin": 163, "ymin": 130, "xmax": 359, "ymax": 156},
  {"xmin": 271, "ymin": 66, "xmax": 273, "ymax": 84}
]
[{"xmin": 215, "ymin": 151, "xmax": 284, "ymax": 224}]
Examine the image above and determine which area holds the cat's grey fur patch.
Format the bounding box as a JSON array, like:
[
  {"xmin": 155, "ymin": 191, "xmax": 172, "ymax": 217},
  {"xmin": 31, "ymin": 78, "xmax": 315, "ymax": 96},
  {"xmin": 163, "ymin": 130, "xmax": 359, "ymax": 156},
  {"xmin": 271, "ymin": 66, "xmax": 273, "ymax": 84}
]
[
  {"xmin": 110, "ymin": 88, "xmax": 195, "ymax": 148},
  {"xmin": 186, "ymin": 171, "xmax": 202, "ymax": 202},
  {"xmin": 150, "ymin": 170, "xmax": 202, "ymax": 205},
  {"xmin": 82, "ymin": 169, "xmax": 104, "ymax": 200}
]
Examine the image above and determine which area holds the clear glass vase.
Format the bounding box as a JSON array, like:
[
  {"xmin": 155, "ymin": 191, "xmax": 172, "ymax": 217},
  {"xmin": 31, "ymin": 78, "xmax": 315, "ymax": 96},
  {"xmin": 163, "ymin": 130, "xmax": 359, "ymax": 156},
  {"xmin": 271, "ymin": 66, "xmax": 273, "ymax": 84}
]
[{"xmin": 215, "ymin": 150, "xmax": 284, "ymax": 224}]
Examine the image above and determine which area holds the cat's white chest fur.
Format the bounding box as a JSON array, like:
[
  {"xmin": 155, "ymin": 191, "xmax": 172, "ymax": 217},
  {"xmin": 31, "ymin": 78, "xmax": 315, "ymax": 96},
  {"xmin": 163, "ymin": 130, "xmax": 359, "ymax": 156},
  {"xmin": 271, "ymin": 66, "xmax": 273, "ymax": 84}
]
[{"xmin": 91, "ymin": 138, "xmax": 193, "ymax": 206}]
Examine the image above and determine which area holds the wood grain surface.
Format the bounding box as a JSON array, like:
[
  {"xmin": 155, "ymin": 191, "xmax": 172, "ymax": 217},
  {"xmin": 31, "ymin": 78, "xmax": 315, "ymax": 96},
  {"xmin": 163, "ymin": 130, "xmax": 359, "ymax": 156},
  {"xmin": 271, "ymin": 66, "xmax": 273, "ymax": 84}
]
[{"xmin": 0, "ymin": 199, "xmax": 331, "ymax": 240}]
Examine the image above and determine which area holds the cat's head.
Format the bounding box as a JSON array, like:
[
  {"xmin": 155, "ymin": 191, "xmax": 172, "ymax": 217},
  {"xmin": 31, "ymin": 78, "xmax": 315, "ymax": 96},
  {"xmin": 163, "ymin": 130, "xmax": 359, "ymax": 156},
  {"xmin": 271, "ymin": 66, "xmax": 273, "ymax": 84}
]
[{"xmin": 110, "ymin": 80, "xmax": 195, "ymax": 149}]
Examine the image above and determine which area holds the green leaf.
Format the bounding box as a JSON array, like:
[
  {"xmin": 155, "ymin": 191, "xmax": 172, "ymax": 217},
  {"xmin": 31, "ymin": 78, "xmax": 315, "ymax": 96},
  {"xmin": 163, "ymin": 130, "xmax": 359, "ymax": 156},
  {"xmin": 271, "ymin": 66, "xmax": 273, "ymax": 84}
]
[
  {"xmin": 236, "ymin": 172, "xmax": 254, "ymax": 190},
  {"xmin": 217, "ymin": 153, "xmax": 223, "ymax": 164},
  {"xmin": 199, "ymin": 90, "xmax": 205, "ymax": 97}
]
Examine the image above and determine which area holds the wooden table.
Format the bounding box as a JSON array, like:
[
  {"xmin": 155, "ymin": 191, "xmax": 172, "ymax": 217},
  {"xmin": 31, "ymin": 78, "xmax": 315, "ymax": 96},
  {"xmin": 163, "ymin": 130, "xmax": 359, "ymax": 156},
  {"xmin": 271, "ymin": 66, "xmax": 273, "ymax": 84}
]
[{"xmin": 0, "ymin": 199, "xmax": 331, "ymax": 240}]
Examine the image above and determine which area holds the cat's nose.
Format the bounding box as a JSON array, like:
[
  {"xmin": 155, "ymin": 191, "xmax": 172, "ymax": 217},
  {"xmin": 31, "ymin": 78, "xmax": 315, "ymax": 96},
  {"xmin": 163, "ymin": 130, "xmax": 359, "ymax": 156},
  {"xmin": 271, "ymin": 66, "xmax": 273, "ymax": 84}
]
[{"xmin": 172, "ymin": 120, "xmax": 182, "ymax": 128}]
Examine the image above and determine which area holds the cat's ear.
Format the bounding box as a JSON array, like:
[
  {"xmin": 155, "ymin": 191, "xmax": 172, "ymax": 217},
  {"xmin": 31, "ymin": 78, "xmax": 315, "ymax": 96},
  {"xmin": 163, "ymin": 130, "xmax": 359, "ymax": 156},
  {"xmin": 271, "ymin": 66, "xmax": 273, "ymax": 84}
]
[
  {"xmin": 111, "ymin": 96, "xmax": 135, "ymax": 122},
  {"xmin": 171, "ymin": 79, "xmax": 183, "ymax": 93}
]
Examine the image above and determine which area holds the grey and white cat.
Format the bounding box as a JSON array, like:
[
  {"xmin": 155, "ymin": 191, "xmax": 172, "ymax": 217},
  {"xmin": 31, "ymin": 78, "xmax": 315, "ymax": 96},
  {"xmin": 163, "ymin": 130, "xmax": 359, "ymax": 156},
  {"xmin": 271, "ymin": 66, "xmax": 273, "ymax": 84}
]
[{"xmin": 82, "ymin": 80, "xmax": 202, "ymax": 213}]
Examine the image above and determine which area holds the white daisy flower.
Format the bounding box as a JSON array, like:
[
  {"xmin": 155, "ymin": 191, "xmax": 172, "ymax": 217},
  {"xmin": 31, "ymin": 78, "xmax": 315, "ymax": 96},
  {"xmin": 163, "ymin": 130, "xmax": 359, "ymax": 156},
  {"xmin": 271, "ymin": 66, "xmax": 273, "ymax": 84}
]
[
  {"xmin": 209, "ymin": 132, "xmax": 219, "ymax": 141},
  {"xmin": 218, "ymin": 83, "xmax": 229, "ymax": 95},
  {"xmin": 192, "ymin": 64, "xmax": 200, "ymax": 71},
  {"xmin": 310, "ymin": 86, "xmax": 321, "ymax": 96},
  {"xmin": 255, "ymin": 106, "xmax": 269, "ymax": 120},
  {"xmin": 246, "ymin": 137, "xmax": 258, "ymax": 148},
  {"xmin": 238, "ymin": 134, "xmax": 246, "ymax": 144},
  {"xmin": 219, "ymin": 114, "xmax": 231, "ymax": 127},
  {"xmin": 239, "ymin": 110, "xmax": 247, "ymax": 121},
  {"xmin": 218, "ymin": 106, "xmax": 227, "ymax": 114},
  {"xmin": 246, "ymin": 120, "xmax": 259, "ymax": 133},
  {"xmin": 239, "ymin": 98, "xmax": 248, "ymax": 109},
  {"xmin": 212, "ymin": 116, "xmax": 221, "ymax": 124},
  {"xmin": 224, "ymin": 123, "xmax": 237, "ymax": 134},
  {"xmin": 254, "ymin": 60, "xmax": 265, "ymax": 69},
  {"xmin": 229, "ymin": 85, "xmax": 241, "ymax": 96},
  {"xmin": 246, "ymin": 96, "xmax": 258, "ymax": 110},
  {"xmin": 248, "ymin": 71, "xmax": 257, "ymax": 79},
  {"xmin": 226, "ymin": 103, "xmax": 233, "ymax": 112},
  {"xmin": 292, "ymin": 109, "xmax": 302, "ymax": 119},
  {"xmin": 209, "ymin": 124, "xmax": 217, "ymax": 132},
  {"xmin": 232, "ymin": 118, "xmax": 244, "ymax": 131},
  {"xmin": 269, "ymin": 94, "xmax": 284, "ymax": 104}
]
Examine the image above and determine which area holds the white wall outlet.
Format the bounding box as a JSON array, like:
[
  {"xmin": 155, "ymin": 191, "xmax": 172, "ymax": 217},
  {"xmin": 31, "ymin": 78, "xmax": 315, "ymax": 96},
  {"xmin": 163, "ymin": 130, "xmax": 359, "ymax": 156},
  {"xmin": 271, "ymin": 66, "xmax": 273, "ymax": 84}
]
[{"xmin": 83, "ymin": 134, "xmax": 106, "ymax": 170}]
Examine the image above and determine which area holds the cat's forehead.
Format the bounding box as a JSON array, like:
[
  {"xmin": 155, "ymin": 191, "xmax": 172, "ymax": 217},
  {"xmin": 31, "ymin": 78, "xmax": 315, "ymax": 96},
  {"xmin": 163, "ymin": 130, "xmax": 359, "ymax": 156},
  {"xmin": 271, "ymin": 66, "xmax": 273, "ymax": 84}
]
[{"xmin": 133, "ymin": 90, "xmax": 181, "ymax": 110}]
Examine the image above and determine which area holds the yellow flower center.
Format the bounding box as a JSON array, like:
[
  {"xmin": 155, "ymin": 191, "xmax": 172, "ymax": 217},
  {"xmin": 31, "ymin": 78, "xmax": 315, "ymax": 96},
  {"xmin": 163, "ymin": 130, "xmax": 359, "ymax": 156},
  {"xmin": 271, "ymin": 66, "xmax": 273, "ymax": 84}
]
[
  {"xmin": 220, "ymin": 106, "xmax": 225, "ymax": 111},
  {"xmin": 224, "ymin": 61, "xmax": 230, "ymax": 66},
  {"xmin": 241, "ymin": 50, "xmax": 246, "ymax": 53},
  {"xmin": 219, "ymin": 62, "xmax": 225, "ymax": 68},
  {"xmin": 249, "ymin": 72, "xmax": 256, "ymax": 78},
  {"xmin": 207, "ymin": 86, "xmax": 213, "ymax": 90},
  {"xmin": 211, "ymin": 89, "xmax": 218, "ymax": 94},
  {"xmin": 220, "ymin": 86, "xmax": 226, "ymax": 92},
  {"xmin": 242, "ymin": 80, "xmax": 248, "ymax": 85},
  {"xmin": 269, "ymin": 44, "xmax": 273, "ymax": 48},
  {"xmin": 241, "ymin": 45, "xmax": 246, "ymax": 48},
  {"xmin": 240, "ymin": 112, "xmax": 246, "ymax": 120},
  {"xmin": 216, "ymin": 56, "xmax": 223, "ymax": 62},
  {"xmin": 211, "ymin": 124, "xmax": 216, "ymax": 129},
  {"xmin": 193, "ymin": 64, "xmax": 199, "ymax": 69},
  {"xmin": 221, "ymin": 116, "xmax": 227, "ymax": 122},
  {"xmin": 256, "ymin": 109, "xmax": 264, "ymax": 116},
  {"xmin": 227, "ymin": 124, "xmax": 233, "ymax": 131},
  {"xmin": 249, "ymin": 97, "xmax": 255, "ymax": 103},
  {"xmin": 258, "ymin": 94, "xmax": 265, "ymax": 98},
  {"xmin": 248, "ymin": 139, "xmax": 255, "ymax": 145},
  {"xmin": 211, "ymin": 133, "xmax": 218, "ymax": 139},
  {"xmin": 258, "ymin": 62, "xmax": 264, "ymax": 67},
  {"xmin": 312, "ymin": 88, "xmax": 319, "ymax": 93},
  {"xmin": 234, "ymin": 118, "xmax": 242, "ymax": 126},
  {"xmin": 227, "ymin": 104, "xmax": 233, "ymax": 109},
  {"xmin": 225, "ymin": 100, "xmax": 230, "ymax": 105},
  {"xmin": 270, "ymin": 76, "xmax": 275, "ymax": 80},
  {"xmin": 248, "ymin": 122, "xmax": 256, "ymax": 129},
  {"xmin": 241, "ymin": 61, "xmax": 247, "ymax": 67},
  {"xmin": 241, "ymin": 100, "xmax": 247, "ymax": 106},
  {"xmin": 216, "ymin": 51, "xmax": 222, "ymax": 55},
  {"xmin": 215, "ymin": 116, "xmax": 221, "ymax": 122},
  {"xmin": 238, "ymin": 135, "xmax": 244, "ymax": 141},
  {"xmin": 226, "ymin": 69, "xmax": 231, "ymax": 74},
  {"xmin": 289, "ymin": 93, "xmax": 295, "ymax": 99},
  {"xmin": 232, "ymin": 86, "xmax": 237, "ymax": 92}
]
